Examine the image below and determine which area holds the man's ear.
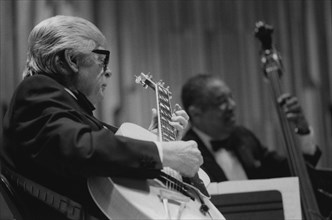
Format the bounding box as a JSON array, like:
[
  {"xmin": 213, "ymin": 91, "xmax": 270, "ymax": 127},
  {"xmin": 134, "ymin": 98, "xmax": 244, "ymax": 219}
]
[
  {"xmin": 63, "ymin": 49, "xmax": 79, "ymax": 73},
  {"xmin": 188, "ymin": 105, "xmax": 202, "ymax": 121}
]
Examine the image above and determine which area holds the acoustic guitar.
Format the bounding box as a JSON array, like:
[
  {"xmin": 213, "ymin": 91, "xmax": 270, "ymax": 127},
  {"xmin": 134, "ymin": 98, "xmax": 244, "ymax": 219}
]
[{"xmin": 87, "ymin": 73, "xmax": 225, "ymax": 219}]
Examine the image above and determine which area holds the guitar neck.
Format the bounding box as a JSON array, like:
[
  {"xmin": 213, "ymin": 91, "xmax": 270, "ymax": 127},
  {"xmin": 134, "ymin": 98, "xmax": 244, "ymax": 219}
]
[
  {"xmin": 134, "ymin": 73, "xmax": 177, "ymax": 142},
  {"xmin": 155, "ymin": 85, "xmax": 176, "ymax": 142}
]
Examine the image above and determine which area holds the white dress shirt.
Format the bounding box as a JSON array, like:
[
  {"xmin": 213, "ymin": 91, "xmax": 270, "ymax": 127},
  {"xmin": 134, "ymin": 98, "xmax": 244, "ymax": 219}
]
[{"xmin": 193, "ymin": 127, "xmax": 248, "ymax": 181}]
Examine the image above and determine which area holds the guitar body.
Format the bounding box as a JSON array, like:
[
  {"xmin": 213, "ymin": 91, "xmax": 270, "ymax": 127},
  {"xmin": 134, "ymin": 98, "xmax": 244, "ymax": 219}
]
[
  {"xmin": 88, "ymin": 123, "xmax": 225, "ymax": 220},
  {"xmin": 88, "ymin": 176, "xmax": 223, "ymax": 219}
]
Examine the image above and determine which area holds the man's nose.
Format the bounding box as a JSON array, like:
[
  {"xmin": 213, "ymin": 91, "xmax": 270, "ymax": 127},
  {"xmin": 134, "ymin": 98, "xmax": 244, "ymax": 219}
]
[
  {"xmin": 104, "ymin": 68, "xmax": 112, "ymax": 79},
  {"xmin": 228, "ymin": 98, "xmax": 236, "ymax": 110}
]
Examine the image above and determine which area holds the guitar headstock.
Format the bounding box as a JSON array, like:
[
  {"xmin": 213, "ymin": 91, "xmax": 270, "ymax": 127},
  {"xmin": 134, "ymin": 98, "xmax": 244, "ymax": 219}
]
[
  {"xmin": 135, "ymin": 72, "xmax": 154, "ymax": 89},
  {"xmin": 135, "ymin": 73, "xmax": 172, "ymax": 98}
]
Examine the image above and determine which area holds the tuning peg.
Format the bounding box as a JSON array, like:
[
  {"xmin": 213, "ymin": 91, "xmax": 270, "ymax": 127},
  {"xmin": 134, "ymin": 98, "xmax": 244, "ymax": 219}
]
[
  {"xmin": 134, "ymin": 75, "xmax": 141, "ymax": 84},
  {"xmin": 261, "ymin": 57, "xmax": 267, "ymax": 64},
  {"xmin": 169, "ymin": 91, "xmax": 172, "ymax": 99}
]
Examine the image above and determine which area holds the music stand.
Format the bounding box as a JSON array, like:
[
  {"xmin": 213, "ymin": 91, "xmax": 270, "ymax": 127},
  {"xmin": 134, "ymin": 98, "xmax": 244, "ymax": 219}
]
[
  {"xmin": 211, "ymin": 190, "xmax": 284, "ymax": 220},
  {"xmin": 207, "ymin": 177, "xmax": 302, "ymax": 220}
]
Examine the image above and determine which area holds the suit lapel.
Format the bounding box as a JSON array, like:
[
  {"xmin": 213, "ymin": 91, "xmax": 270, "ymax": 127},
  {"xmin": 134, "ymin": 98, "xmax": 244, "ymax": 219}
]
[{"xmin": 232, "ymin": 137, "xmax": 261, "ymax": 178}]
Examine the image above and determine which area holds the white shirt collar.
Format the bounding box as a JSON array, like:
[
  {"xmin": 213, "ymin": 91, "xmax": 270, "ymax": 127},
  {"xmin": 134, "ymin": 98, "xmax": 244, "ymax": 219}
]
[{"xmin": 64, "ymin": 88, "xmax": 77, "ymax": 100}]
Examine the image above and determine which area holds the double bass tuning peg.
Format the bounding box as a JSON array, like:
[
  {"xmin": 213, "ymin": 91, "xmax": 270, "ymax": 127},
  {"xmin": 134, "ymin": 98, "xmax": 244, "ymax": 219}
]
[{"xmin": 255, "ymin": 21, "xmax": 274, "ymax": 51}]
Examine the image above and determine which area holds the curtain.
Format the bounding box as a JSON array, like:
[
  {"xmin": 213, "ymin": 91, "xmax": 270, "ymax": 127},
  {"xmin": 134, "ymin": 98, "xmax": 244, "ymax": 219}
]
[{"xmin": 1, "ymin": 0, "xmax": 331, "ymax": 168}]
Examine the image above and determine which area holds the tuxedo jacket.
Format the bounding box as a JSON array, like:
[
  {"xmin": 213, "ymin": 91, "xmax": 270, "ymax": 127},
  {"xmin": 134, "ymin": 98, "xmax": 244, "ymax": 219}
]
[
  {"xmin": 1, "ymin": 74, "xmax": 163, "ymax": 219},
  {"xmin": 182, "ymin": 127, "xmax": 321, "ymax": 183}
]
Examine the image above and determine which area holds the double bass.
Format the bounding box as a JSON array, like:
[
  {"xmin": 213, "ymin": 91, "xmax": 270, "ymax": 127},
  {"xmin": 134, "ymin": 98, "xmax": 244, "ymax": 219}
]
[{"xmin": 255, "ymin": 21, "xmax": 332, "ymax": 220}]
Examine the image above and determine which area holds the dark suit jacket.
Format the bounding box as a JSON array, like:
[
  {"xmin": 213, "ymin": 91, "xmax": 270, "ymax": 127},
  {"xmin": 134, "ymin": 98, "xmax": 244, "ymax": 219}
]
[
  {"xmin": 1, "ymin": 74, "xmax": 163, "ymax": 219},
  {"xmin": 182, "ymin": 127, "xmax": 321, "ymax": 183}
]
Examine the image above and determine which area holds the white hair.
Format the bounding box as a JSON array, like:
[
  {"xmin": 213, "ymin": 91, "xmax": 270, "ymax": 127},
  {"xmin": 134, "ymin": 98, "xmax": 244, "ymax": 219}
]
[{"xmin": 23, "ymin": 15, "xmax": 106, "ymax": 79}]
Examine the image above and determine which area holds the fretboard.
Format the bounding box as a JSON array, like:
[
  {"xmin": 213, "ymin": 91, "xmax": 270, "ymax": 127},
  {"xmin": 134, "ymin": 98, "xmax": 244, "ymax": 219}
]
[{"xmin": 156, "ymin": 85, "xmax": 176, "ymax": 142}]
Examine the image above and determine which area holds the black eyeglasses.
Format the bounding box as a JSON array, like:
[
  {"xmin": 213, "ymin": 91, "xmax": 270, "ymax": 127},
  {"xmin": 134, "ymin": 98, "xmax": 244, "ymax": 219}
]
[{"xmin": 92, "ymin": 49, "xmax": 110, "ymax": 72}]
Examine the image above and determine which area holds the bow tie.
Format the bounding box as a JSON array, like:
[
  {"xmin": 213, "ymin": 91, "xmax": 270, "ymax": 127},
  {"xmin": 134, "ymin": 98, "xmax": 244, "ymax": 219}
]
[{"xmin": 210, "ymin": 140, "xmax": 231, "ymax": 152}]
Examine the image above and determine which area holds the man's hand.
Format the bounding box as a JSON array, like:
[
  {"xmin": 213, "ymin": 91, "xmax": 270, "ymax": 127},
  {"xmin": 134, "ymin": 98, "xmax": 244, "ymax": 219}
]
[
  {"xmin": 278, "ymin": 93, "xmax": 310, "ymax": 134},
  {"xmin": 278, "ymin": 93, "xmax": 317, "ymax": 155},
  {"xmin": 148, "ymin": 108, "xmax": 159, "ymax": 135},
  {"xmin": 148, "ymin": 104, "xmax": 189, "ymax": 140},
  {"xmin": 169, "ymin": 104, "xmax": 189, "ymax": 140},
  {"xmin": 161, "ymin": 140, "xmax": 203, "ymax": 178}
]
